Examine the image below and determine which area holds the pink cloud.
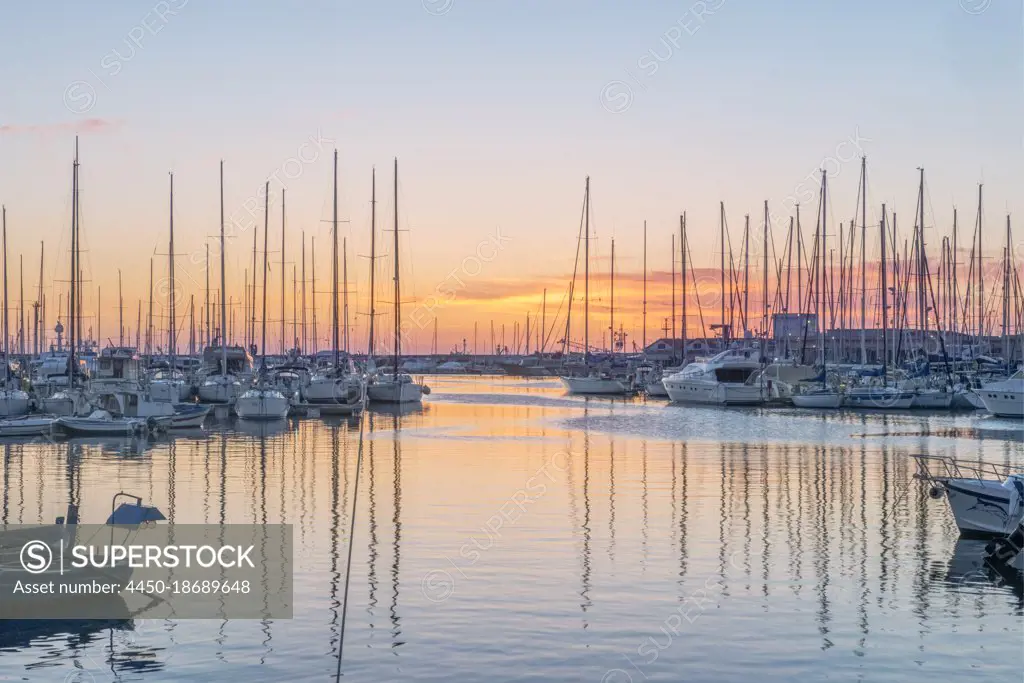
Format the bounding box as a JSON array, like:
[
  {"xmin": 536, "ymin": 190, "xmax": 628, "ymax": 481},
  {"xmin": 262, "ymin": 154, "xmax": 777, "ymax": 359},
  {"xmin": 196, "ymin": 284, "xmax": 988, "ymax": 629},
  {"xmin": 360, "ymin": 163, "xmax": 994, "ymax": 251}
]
[{"xmin": 0, "ymin": 118, "xmax": 122, "ymax": 135}]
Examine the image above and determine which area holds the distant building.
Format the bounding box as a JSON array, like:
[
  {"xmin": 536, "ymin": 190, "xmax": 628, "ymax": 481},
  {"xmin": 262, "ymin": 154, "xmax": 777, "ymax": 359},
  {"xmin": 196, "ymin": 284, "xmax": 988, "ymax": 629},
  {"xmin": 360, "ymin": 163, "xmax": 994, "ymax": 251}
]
[
  {"xmin": 773, "ymin": 313, "xmax": 818, "ymax": 340},
  {"xmin": 642, "ymin": 337, "xmax": 716, "ymax": 362}
]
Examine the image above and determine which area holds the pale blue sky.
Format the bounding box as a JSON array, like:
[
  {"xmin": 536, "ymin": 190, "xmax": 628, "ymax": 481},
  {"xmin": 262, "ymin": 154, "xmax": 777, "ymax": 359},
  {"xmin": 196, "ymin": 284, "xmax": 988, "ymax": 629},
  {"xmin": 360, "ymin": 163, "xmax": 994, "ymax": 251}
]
[{"xmin": 0, "ymin": 0, "xmax": 1020, "ymax": 350}]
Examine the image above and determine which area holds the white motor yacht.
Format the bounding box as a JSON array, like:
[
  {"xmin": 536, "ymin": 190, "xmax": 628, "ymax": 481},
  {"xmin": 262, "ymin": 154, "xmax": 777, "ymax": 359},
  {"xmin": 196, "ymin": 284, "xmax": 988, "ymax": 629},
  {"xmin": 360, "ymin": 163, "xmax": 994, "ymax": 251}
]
[
  {"xmin": 978, "ymin": 369, "xmax": 1024, "ymax": 418},
  {"xmin": 663, "ymin": 348, "xmax": 764, "ymax": 405}
]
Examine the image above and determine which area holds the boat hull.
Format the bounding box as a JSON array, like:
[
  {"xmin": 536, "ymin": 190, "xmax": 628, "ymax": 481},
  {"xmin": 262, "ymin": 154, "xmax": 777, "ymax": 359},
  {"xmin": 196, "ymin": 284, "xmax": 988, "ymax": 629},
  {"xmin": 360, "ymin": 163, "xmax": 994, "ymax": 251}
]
[
  {"xmin": 56, "ymin": 417, "xmax": 147, "ymax": 436},
  {"xmin": 170, "ymin": 404, "xmax": 211, "ymax": 428},
  {"xmin": 0, "ymin": 416, "xmax": 56, "ymax": 437},
  {"xmin": 0, "ymin": 391, "xmax": 30, "ymax": 417},
  {"xmin": 198, "ymin": 377, "xmax": 242, "ymax": 404},
  {"xmin": 560, "ymin": 376, "xmax": 631, "ymax": 395},
  {"xmin": 792, "ymin": 392, "xmax": 843, "ymax": 409},
  {"xmin": 911, "ymin": 391, "xmax": 954, "ymax": 410},
  {"xmin": 940, "ymin": 478, "xmax": 1024, "ymax": 536},
  {"xmin": 235, "ymin": 391, "xmax": 290, "ymax": 420},
  {"xmin": 845, "ymin": 389, "xmax": 915, "ymax": 410},
  {"xmin": 663, "ymin": 379, "xmax": 763, "ymax": 405},
  {"xmin": 645, "ymin": 380, "xmax": 669, "ymax": 397},
  {"xmin": 979, "ymin": 391, "xmax": 1024, "ymax": 418},
  {"xmin": 367, "ymin": 381, "xmax": 424, "ymax": 404}
]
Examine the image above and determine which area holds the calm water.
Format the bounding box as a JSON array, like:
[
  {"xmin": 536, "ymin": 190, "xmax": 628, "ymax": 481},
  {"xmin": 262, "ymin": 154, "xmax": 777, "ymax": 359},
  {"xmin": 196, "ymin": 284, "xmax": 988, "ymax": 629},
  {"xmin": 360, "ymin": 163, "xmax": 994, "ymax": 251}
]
[{"xmin": 1, "ymin": 376, "xmax": 1022, "ymax": 681}]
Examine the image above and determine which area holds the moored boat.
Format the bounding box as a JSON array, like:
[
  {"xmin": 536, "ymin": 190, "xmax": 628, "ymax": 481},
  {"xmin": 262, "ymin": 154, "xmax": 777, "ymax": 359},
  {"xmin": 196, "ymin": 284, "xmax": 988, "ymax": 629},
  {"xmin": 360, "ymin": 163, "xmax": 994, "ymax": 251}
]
[{"xmin": 56, "ymin": 410, "xmax": 149, "ymax": 436}]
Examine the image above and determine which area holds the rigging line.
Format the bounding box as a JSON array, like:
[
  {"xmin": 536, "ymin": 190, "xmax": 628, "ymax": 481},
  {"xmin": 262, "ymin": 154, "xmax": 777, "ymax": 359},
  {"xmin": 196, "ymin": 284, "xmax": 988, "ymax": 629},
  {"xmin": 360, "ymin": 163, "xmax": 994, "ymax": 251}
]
[{"xmin": 334, "ymin": 406, "xmax": 368, "ymax": 681}]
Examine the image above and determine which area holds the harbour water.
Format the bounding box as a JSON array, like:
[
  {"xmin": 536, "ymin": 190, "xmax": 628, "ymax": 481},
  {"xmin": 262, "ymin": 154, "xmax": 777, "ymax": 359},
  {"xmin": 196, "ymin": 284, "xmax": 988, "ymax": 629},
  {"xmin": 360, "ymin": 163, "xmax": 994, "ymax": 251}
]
[{"xmin": 1, "ymin": 376, "xmax": 1022, "ymax": 681}]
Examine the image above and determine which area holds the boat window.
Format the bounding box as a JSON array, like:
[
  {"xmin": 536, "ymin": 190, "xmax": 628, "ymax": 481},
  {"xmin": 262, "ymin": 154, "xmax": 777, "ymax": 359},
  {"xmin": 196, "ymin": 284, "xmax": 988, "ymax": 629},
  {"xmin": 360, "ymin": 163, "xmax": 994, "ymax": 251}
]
[{"xmin": 715, "ymin": 367, "xmax": 754, "ymax": 383}]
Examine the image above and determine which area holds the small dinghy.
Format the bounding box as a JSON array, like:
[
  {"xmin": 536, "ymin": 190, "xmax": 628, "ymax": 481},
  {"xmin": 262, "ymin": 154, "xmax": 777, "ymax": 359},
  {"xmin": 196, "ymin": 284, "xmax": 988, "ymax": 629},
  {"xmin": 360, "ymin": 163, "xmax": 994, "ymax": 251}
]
[
  {"xmin": 0, "ymin": 414, "xmax": 58, "ymax": 437},
  {"xmin": 170, "ymin": 403, "xmax": 211, "ymax": 428},
  {"xmin": 56, "ymin": 410, "xmax": 149, "ymax": 436}
]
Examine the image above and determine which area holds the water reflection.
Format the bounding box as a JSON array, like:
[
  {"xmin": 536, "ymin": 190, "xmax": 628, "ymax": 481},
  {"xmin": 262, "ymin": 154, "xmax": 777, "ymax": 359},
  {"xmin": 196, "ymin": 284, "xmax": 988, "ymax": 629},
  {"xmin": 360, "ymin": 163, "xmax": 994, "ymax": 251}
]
[{"xmin": 0, "ymin": 377, "xmax": 1020, "ymax": 681}]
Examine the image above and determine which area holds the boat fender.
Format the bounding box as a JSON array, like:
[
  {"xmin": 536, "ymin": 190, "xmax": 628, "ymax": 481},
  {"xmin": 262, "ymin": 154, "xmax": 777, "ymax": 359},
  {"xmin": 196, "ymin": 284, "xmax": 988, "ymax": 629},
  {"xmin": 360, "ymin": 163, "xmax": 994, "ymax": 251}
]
[
  {"xmin": 928, "ymin": 486, "xmax": 944, "ymax": 500},
  {"xmin": 422, "ymin": 385, "xmax": 431, "ymax": 395}
]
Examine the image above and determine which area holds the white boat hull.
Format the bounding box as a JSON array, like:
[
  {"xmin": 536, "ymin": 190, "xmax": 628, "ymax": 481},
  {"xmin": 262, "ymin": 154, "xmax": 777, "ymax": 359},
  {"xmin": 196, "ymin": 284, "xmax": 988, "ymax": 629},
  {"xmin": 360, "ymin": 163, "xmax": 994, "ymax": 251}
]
[
  {"xmin": 235, "ymin": 391, "xmax": 290, "ymax": 420},
  {"xmin": 198, "ymin": 376, "xmax": 243, "ymax": 404},
  {"xmin": 560, "ymin": 376, "xmax": 631, "ymax": 395},
  {"xmin": 0, "ymin": 416, "xmax": 56, "ymax": 437},
  {"xmin": 169, "ymin": 405, "xmax": 211, "ymax": 428},
  {"xmin": 845, "ymin": 389, "xmax": 915, "ymax": 410},
  {"xmin": 150, "ymin": 379, "xmax": 191, "ymax": 403},
  {"xmin": 303, "ymin": 377, "xmax": 364, "ymax": 404},
  {"xmin": 979, "ymin": 391, "xmax": 1024, "ymax": 418},
  {"xmin": 645, "ymin": 380, "xmax": 669, "ymax": 397},
  {"xmin": 663, "ymin": 379, "xmax": 762, "ymax": 405},
  {"xmin": 792, "ymin": 392, "xmax": 843, "ymax": 409},
  {"xmin": 911, "ymin": 390, "xmax": 953, "ymax": 410},
  {"xmin": 940, "ymin": 478, "xmax": 1024, "ymax": 536},
  {"xmin": 0, "ymin": 391, "xmax": 30, "ymax": 417},
  {"xmin": 367, "ymin": 380, "xmax": 423, "ymax": 404}
]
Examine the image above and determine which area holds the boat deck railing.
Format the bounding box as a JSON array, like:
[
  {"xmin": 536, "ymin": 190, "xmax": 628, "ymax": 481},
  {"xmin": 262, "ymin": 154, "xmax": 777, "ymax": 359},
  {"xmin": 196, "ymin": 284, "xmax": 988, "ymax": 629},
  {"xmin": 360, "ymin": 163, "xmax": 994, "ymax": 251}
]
[{"xmin": 911, "ymin": 453, "xmax": 1014, "ymax": 483}]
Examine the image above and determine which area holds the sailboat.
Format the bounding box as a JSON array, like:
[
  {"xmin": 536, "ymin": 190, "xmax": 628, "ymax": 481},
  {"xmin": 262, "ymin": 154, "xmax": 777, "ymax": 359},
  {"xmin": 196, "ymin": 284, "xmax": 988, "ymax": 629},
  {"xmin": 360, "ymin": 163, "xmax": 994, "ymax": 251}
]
[
  {"xmin": 300, "ymin": 150, "xmax": 364, "ymax": 414},
  {"xmin": 235, "ymin": 181, "xmax": 290, "ymax": 420},
  {"xmin": 792, "ymin": 171, "xmax": 843, "ymax": 409},
  {"xmin": 0, "ymin": 206, "xmax": 30, "ymax": 417},
  {"xmin": 560, "ymin": 177, "xmax": 632, "ymax": 395},
  {"xmin": 150, "ymin": 172, "xmax": 191, "ymax": 403},
  {"xmin": 845, "ymin": 204, "xmax": 915, "ymax": 409},
  {"xmin": 367, "ymin": 159, "xmax": 428, "ymax": 403},
  {"xmin": 198, "ymin": 161, "xmax": 244, "ymax": 404},
  {"xmin": 40, "ymin": 138, "xmax": 90, "ymax": 417}
]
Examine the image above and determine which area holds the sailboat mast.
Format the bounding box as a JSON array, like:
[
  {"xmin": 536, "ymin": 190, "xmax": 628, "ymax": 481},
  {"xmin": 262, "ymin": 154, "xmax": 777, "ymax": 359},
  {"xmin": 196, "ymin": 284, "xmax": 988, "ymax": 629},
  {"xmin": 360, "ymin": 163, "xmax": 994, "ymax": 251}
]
[
  {"xmin": 881, "ymin": 205, "xmax": 888, "ymax": 383},
  {"xmin": 393, "ymin": 158, "xmax": 401, "ymax": 372},
  {"xmin": 118, "ymin": 269, "xmax": 123, "ymax": 346},
  {"xmin": 332, "ymin": 151, "xmax": 340, "ymax": 367},
  {"xmin": 859, "ymin": 157, "xmax": 867, "ymax": 363},
  {"xmin": 819, "ymin": 169, "xmax": 827, "ymax": 367},
  {"xmin": 719, "ymin": 202, "xmax": 725, "ymax": 345},
  {"xmin": 205, "ymin": 243, "xmax": 210, "ymax": 350},
  {"xmin": 368, "ymin": 167, "xmax": 377, "ymax": 358},
  {"xmin": 35, "ymin": 243, "xmax": 43, "ymax": 356},
  {"xmin": 250, "ymin": 211, "xmax": 258, "ymax": 354},
  {"xmin": 69, "ymin": 138, "xmax": 78, "ymax": 384},
  {"xmin": 302, "ymin": 231, "xmax": 307, "ymax": 354},
  {"xmin": 169, "ymin": 172, "xmax": 176, "ymax": 371},
  {"xmin": 219, "ymin": 161, "xmax": 228, "ymax": 376},
  {"xmin": 343, "ymin": 237, "xmax": 350, "ymax": 354},
  {"xmin": 261, "ymin": 181, "xmax": 270, "ymax": 366},
  {"xmin": 681, "ymin": 213, "xmax": 686, "ymax": 363},
  {"xmin": 642, "ymin": 219, "xmax": 647, "ymax": 350},
  {"xmin": 1004, "ymin": 215, "xmax": 1011, "ymax": 366},
  {"xmin": 977, "ymin": 183, "xmax": 984, "ymax": 341},
  {"xmin": 584, "ymin": 176, "xmax": 590, "ymax": 366},
  {"xmin": 541, "ymin": 288, "xmax": 547, "ymax": 353},
  {"xmin": 2, "ymin": 206, "xmax": 8, "ymax": 365},
  {"xmin": 311, "ymin": 237, "xmax": 317, "ymax": 355},
  {"xmin": 610, "ymin": 237, "xmax": 615, "ymax": 354},
  {"xmin": 743, "ymin": 214, "xmax": 750, "ymax": 336},
  {"xmin": 671, "ymin": 233, "xmax": 676, "ymax": 359},
  {"xmin": 281, "ymin": 188, "xmax": 286, "ymax": 354},
  {"xmin": 147, "ymin": 259, "xmax": 153, "ymax": 356},
  {"xmin": 762, "ymin": 201, "xmax": 769, "ymax": 352},
  {"xmin": 18, "ymin": 255, "xmax": 24, "ymax": 356},
  {"xmin": 918, "ymin": 168, "xmax": 927, "ymax": 338}
]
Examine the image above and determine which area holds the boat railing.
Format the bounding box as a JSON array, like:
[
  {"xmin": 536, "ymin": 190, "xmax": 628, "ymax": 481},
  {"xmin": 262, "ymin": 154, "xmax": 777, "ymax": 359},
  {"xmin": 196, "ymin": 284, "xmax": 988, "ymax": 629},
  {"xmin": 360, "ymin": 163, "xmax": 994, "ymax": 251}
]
[{"xmin": 911, "ymin": 453, "xmax": 1013, "ymax": 483}]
